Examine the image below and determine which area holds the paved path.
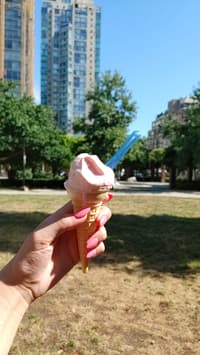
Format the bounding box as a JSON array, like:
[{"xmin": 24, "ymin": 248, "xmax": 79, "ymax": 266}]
[
  {"xmin": 114, "ymin": 181, "xmax": 200, "ymax": 199},
  {"xmin": 0, "ymin": 182, "xmax": 199, "ymax": 199}
]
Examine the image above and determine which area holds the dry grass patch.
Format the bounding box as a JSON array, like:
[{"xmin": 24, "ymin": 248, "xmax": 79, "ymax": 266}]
[{"xmin": 0, "ymin": 194, "xmax": 200, "ymax": 354}]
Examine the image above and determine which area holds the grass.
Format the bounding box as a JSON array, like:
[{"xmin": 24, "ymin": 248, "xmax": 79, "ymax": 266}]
[
  {"xmin": 0, "ymin": 194, "xmax": 200, "ymax": 354},
  {"xmin": 105, "ymin": 196, "xmax": 200, "ymax": 275}
]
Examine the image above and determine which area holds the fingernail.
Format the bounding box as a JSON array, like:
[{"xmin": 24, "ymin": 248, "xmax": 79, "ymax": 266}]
[
  {"xmin": 103, "ymin": 193, "xmax": 113, "ymax": 203},
  {"xmin": 86, "ymin": 249, "xmax": 97, "ymax": 259},
  {"xmin": 108, "ymin": 193, "xmax": 113, "ymax": 201},
  {"xmin": 75, "ymin": 207, "xmax": 90, "ymax": 218},
  {"xmin": 87, "ymin": 237, "xmax": 98, "ymax": 250},
  {"xmin": 98, "ymin": 214, "xmax": 107, "ymax": 227}
]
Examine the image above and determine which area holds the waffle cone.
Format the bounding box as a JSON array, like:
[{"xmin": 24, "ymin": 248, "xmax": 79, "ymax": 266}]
[{"xmin": 69, "ymin": 189, "xmax": 109, "ymax": 273}]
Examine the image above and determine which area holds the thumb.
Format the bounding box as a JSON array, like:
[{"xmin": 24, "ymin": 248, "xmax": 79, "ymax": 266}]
[{"xmin": 33, "ymin": 202, "xmax": 90, "ymax": 245}]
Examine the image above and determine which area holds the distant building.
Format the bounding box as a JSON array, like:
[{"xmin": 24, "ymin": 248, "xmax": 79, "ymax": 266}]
[
  {"xmin": 147, "ymin": 112, "xmax": 170, "ymax": 149},
  {"xmin": 41, "ymin": 0, "xmax": 101, "ymax": 134},
  {"xmin": 0, "ymin": 0, "xmax": 34, "ymax": 97},
  {"xmin": 147, "ymin": 97, "xmax": 194, "ymax": 149},
  {"xmin": 167, "ymin": 97, "xmax": 194, "ymax": 123}
]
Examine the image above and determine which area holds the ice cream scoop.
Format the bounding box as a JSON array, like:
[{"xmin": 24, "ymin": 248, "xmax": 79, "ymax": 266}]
[
  {"xmin": 65, "ymin": 153, "xmax": 114, "ymax": 272},
  {"xmin": 65, "ymin": 153, "xmax": 114, "ymax": 194}
]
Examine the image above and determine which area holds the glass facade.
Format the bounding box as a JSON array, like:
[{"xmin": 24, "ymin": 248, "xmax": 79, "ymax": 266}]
[
  {"xmin": 5, "ymin": 4, "xmax": 22, "ymax": 82},
  {"xmin": 95, "ymin": 7, "xmax": 101, "ymax": 82},
  {"xmin": 41, "ymin": 0, "xmax": 101, "ymax": 134},
  {"xmin": 0, "ymin": 0, "xmax": 34, "ymax": 97}
]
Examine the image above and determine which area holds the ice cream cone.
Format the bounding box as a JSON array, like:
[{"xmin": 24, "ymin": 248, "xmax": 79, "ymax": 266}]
[
  {"xmin": 64, "ymin": 153, "xmax": 115, "ymax": 273},
  {"xmin": 69, "ymin": 189, "xmax": 109, "ymax": 273}
]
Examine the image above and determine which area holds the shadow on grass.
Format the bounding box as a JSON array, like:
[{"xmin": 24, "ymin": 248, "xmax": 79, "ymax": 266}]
[
  {"xmin": 96, "ymin": 213, "xmax": 200, "ymax": 276},
  {"xmin": 0, "ymin": 212, "xmax": 47, "ymax": 253},
  {"xmin": 1, "ymin": 211, "xmax": 200, "ymax": 276}
]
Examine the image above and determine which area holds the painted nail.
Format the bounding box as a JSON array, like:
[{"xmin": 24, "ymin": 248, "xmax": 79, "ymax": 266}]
[
  {"xmin": 103, "ymin": 193, "xmax": 113, "ymax": 203},
  {"xmin": 74, "ymin": 207, "xmax": 90, "ymax": 218},
  {"xmin": 86, "ymin": 248, "xmax": 97, "ymax": 259},
  {"xmin": 98, "ymin": 214, "xmax": 108, "ymax": 227},
  {"xmin": 87, "ymin": 237, "xmax": 98, "ymax": 250},
  {"xmin": 108, "ymin": 193, "xmax": 113, "ymax": 201}
]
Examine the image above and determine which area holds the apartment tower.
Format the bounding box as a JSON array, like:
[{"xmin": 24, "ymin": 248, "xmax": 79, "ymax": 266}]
[
  {"xmin": 41, "ymin": 0, "xmax": 101, "ymax": 134},
  {"xmin": 0, "ymin": 0, "xmax": 34, "ymax": 97}
]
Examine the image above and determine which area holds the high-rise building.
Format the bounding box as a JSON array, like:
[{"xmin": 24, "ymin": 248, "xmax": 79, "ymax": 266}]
[
  {"xmin": 0, "ymin": 0, "xmax": 34, "ymax": 97},
  {"xmin": 41, "ymin": 0, "xmax": 101, "ymax": 134}
]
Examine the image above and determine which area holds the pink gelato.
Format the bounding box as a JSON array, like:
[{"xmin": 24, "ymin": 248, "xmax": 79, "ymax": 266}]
[{"xmin": 64, "ymin": 153, "xmax": 115, "ymax": 193}]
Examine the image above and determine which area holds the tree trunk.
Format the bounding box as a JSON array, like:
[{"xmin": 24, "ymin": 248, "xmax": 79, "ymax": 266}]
[
  {"xmin": 160, "ymin": 164, "xmax": 166, "ymax": 182},
  {"xmin": 22, "ymin": 146, "xmax": 28, "ymax": 190},
  {"xmin": 170, "ymin": 166, "xmax": 176, "ymax": 189},
  {"xmin": 188, "ymin": 166, "xmax": 193, "ymax": 182},
  {"xmin": 151, "ymin": 164, "xmax": 155, "ymax": 180}
]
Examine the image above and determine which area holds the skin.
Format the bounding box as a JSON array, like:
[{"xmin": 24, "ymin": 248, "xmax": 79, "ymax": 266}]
[{"xmin": 0, "ymin": 202, "xmax": 111, "ymax": 355}]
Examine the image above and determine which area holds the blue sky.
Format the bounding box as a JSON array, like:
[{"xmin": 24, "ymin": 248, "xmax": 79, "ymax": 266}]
[{"xmin": 34, "ymin": 0, "xmax": 200, "ymax": 137}]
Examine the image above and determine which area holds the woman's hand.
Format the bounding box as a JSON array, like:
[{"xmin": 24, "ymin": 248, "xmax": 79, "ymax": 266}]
[{"xmin": 0, "ymin": 202, "xmax": 111, "ymax": 304}]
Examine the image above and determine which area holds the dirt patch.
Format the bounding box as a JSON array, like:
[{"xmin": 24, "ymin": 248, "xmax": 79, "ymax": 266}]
[{"xmin": 10, "ymin": 261, "xmax": 200, "ymax": 354}]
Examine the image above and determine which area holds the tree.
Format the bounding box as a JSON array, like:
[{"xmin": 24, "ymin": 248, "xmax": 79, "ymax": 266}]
[
  {"xmin": 164, "ymin": 146, "xmax": 177, "ymax": 188},
  {"xmin": 0, "ymin": 80, "xmax": 73, "ymax": 179},
  {"xmin": 184, "ymin": 87, "xmax": 200, "ymax": 172},
  {"xmin": 149, "ymin": 147, "xmax": 166, "ymax": 180},
  {"xmin": 74, "ymin": 71, "xmax": 136, "ymax": 162},
  {"xmin": 121, "ymin": 138, "xmax": 149, "ymax": 178},
  {"xmin": 0, "ymin": 80, "xmax": 19, "ymax": 158},
  {"xmin": 161, "ymin": 86, "xmax": 200, "ymax": 183},
  {"xmin": 42, "ymin": 132, "xmax": 77, "ymax": 176}
]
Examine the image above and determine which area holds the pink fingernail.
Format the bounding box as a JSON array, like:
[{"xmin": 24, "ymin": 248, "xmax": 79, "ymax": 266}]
[
  {"xmin": 87, "ymin": 237, "xmax": 98, "ymax": 250},
  {"xmin": 75, "ymin": 207, "xmax": 90, "ymax": 218},
  {"xmin": 98, "ymin": 214, "xmax": 107, "ymax": 227},
  {"xmin": 86, "ymin": 249, "xmax": 97, "ymax": 259}
]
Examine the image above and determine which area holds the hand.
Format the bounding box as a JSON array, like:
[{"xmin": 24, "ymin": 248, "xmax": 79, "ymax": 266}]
[{"xmin": 0, "ymin": 202, "xmax": 111, "ymax": 304}]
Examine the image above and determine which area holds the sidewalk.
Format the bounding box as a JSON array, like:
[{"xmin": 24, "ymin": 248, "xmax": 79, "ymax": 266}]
[
  {"xmin": 0, "ymin": 188, "xmax": 66, "ymax": 196},
  {"xmin": 114, "ymin": 181, "xmax": 200, "ymax": 198},
  {"xmin": 0, "ymin": 182, "xmax": 199, "ymax": 198}
]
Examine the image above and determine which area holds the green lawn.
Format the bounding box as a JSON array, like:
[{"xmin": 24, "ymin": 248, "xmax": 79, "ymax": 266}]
[{"xmin": 107, "ymin": 195, "xmax": 200, "ymax": 275}]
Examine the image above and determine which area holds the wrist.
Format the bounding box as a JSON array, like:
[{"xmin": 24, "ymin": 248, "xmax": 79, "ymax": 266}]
[
  {"xmin": 0, "ymin": 279, "xmax": 30, "ymax": 310},
  {"xmin": 0, "ymin": 263, "xmax": 34, "ymax": 307},
  {"xmin": 14, "ymin": 283, "xmax": 34, "ymax": 306},
  {"xmin": 0, "ymin": 280, "xmax": 29, "ymax": 355}
]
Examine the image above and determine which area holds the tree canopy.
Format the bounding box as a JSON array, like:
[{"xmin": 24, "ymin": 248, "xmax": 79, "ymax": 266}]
[
  {"xmin": 0, "ymin": 81, "xmax": 54, "ymax": 160},
  {"xmin": 0, "ymin": 80, "xmax": 74, "ymax": 178},
  {"xmin": 160, "ymin": 86, "xmax": 200, "ymax": 183},
  {"xmin": 74, "ymin": 71, "xmax": 137, "ymax": 162}
]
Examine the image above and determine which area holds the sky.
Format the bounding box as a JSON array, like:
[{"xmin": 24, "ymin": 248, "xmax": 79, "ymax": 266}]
[{"xmin": 34, "ymin": 0, "xmax": 200, "ymax": 137}]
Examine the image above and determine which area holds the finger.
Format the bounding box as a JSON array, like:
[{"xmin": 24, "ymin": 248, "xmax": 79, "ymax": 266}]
[
  {"xmin": 33, "ymin": 202, "xmax": 90, "ymax": 245},
  {"xmin": 96, "ymin": 206, "xmax": 112, "ymax": 228},
  {"xmin": 102, "ymin": 193, "xmax": 113, "ymax": 203},
  {"xmin": 86, "ymin": 241, "xmax": 105, "ymax": 259},
  {"xmin": 86, "ymin": 226, "xmax": 107, "ymax": 250},
  {"xmin": 86, "ymin": 206, "xmax": 110, "ymax": 249}
]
